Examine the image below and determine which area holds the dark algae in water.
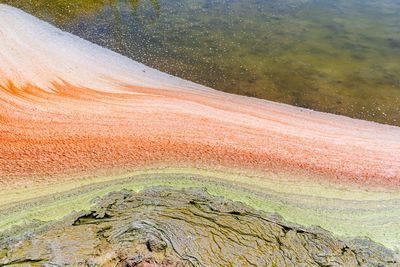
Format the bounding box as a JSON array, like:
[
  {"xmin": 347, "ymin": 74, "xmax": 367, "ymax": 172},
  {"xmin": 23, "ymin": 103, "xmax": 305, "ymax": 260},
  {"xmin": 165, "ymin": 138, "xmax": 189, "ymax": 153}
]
[
  {"xmin": 1, "ymin": 188, "xmax": 398, "ymax": 266},
  {"xmin": 0, "ymin": 0, "xmax": 160, "ymax": 21},
  {"xmin": 2, "ymin": 0, "xmax": 400, "ymax": 125}
]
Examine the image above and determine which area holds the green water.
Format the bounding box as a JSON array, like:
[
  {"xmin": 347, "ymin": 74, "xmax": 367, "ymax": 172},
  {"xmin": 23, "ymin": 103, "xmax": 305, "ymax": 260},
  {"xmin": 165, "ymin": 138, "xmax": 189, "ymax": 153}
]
[{"xmin": 2, "ymin": 0, "xmax": 400, "ymax": 125}]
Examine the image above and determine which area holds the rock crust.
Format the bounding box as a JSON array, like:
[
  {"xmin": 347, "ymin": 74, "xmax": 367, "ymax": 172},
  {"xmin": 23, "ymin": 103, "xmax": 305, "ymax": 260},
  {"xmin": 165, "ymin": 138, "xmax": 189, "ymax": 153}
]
[{"xmin": 0, "ymin": 187, "xmax": 398, "ymax": 266}]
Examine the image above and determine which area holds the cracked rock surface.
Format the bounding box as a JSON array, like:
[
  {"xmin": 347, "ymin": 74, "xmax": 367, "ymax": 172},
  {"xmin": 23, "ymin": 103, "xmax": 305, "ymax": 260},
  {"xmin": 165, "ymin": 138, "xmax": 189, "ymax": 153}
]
[{"xmin": 0, "ymin": 187, "xmax": 398, "ymax": 266}]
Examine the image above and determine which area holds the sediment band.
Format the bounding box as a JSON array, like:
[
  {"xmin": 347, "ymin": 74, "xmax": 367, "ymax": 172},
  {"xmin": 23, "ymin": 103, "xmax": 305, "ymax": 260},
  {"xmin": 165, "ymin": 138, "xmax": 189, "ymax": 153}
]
[{"xmin": 0, "ymin": 4, "xmax": 400, "ymax": 251}]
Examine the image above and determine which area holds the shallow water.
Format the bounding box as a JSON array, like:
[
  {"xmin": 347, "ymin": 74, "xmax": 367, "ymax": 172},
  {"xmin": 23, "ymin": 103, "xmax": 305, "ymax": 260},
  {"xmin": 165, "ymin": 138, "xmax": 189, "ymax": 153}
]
[{"xmin": 2, "ymin": 0, "xmax": 400, "ymax": 125}]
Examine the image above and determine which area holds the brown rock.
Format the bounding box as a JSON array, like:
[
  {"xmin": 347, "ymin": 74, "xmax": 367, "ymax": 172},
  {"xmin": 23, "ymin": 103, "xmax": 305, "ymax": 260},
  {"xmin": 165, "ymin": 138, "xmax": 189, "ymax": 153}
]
[{"xmin": 0, "ymin": 187, "xmax": 398, "ymax": 266}]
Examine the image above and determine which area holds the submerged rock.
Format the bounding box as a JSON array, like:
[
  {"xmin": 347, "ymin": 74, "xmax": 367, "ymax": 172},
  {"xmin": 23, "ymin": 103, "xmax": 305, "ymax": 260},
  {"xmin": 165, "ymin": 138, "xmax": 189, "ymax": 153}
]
[{"xmin": 0, "ymin": 187, "xmax": 398, "ymax": 266}]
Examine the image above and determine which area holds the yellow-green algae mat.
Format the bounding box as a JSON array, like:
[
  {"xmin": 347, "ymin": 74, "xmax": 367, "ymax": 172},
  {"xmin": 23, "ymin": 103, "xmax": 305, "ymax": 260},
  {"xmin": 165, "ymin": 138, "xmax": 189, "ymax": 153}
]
[{"xmin": 1, "ymin": 168, "xmax": 400, "ymax": 253}]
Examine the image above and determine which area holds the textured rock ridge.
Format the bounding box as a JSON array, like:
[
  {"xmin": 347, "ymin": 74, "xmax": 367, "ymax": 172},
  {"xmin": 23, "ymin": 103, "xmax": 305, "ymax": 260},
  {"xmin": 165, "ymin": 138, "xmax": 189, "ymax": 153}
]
[{"xmin": 0, "ymin": 188, "xmax": 398, "ymax": 266}]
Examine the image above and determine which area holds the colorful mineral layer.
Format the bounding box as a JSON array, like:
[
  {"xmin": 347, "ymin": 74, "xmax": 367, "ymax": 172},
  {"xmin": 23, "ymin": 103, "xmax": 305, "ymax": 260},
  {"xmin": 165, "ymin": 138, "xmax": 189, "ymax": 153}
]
[{"xmin": 1, "ymin": 3, "xmax": 400, "ymax": 255}]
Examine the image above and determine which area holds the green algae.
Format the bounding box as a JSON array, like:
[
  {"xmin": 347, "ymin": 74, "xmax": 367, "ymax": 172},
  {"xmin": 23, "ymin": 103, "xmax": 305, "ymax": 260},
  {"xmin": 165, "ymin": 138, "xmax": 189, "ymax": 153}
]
[
  {"xmin": 2, "ymin": 173, "xmax": 400, "ymax": 251},
  {"xmin": 7, "ymin": 188, "xmax": 398, "ymax": 266}
]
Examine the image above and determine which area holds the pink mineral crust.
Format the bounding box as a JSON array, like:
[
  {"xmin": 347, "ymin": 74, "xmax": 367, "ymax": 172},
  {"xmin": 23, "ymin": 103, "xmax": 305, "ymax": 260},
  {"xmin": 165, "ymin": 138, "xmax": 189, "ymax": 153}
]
[{"xmin": 0, "ymin": 4, "xmax": 399, "ymax": 190}]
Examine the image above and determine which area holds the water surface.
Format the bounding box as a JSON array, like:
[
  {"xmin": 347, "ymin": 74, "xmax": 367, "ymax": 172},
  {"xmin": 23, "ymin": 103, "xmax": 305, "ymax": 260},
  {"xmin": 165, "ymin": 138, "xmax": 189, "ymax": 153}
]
[{"xmin": 2, "ymin": 0, "xmax": 400, "ymax": 125}]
